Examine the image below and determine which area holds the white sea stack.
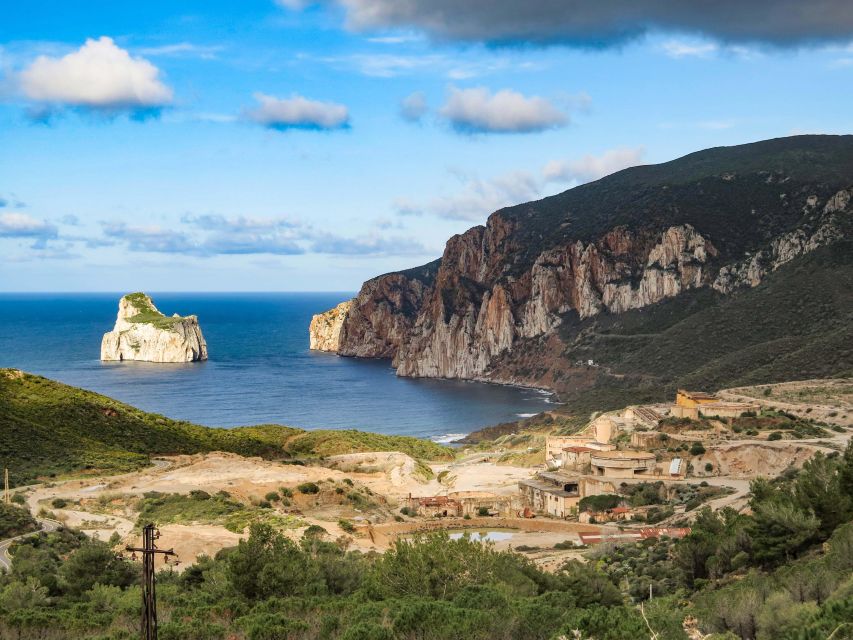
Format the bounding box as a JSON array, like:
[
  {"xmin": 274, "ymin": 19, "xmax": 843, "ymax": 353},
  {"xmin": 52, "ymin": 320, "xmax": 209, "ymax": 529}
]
[{"xmin": 100, "ymin": 293, "xmax": 208, "ymax": 363}]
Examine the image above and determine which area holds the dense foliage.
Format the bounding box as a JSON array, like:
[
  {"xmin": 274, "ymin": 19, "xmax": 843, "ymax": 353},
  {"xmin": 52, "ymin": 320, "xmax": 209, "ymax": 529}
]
[
  {"xmin": 2, "ymin": 443, "xmax": 852, "ymax": 639},
  {"xmin": 0, "ymin": 525, "xmax": 688, "ymax": 640},
  {"xmin": 0, "ymin": 371, "xmax": 452, "ymax": 485},
  {"xmin": 595, "ymin": 441, "xmax": 853, "ymax": 639},
  {"xmin": 0, "ymin": 504, "xmax": 38, "ymax": 539}
]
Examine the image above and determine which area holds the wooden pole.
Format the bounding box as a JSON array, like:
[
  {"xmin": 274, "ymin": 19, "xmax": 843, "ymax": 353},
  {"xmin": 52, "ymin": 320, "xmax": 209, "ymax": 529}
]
[
  {"xmin": 3, "ymin": 468, "xmax": 9, "ymax": 505},
  {"xmin": 126, "ymin": 524, "xmax": 176, "ymax": 640}
]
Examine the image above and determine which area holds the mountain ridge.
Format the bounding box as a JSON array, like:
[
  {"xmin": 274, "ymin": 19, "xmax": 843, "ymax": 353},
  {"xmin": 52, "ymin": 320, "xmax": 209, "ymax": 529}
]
[{"xmin": 313, "ymin": 135, "xmax": 853, "ymax": 406}]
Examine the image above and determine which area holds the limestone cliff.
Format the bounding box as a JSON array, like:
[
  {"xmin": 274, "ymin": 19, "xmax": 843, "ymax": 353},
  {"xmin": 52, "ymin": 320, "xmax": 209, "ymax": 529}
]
[
  {"xmin": 312, "ymin": 135, "xmax": 853, "ymax": 391},
  {"xmin": 100, "ymin": 293, "xmax": 208, "ymax": 363},
  {"xmin": 309, "ymin": 300, "xmax": 352, "ymax": 351}
]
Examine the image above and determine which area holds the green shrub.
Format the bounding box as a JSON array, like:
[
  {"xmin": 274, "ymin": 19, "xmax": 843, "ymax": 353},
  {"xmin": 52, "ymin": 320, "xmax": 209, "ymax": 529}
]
[
  {"xmin": 51, "ymin": 498, "xmax": 68, "ymax": 509},
  {"xmin": 705, "ymin": 463, "xmax": 714, "ymax": 472},
  {"xmin": 264, "ymin": 491, "xmax": 280, "ymax": 502},
  {"xmin": 297, "ymin": 482, "xmax": 319, "ymax": 495},
  {"xmin": 338, "ymin": 519, "xmax": 356, "ymax": 533},
  {"xmin": 11, "ymin": 493, "xmax": 26, "ymax": 505},
  {"xmin": 768, "ymin": 431, "xmax": 783, "ymax": 441},
  {"xmin": 690, "ymin": 442, "xmax": 706, "ymax": 456},
  {"xmin": 477, "ymin": 506, "xmax": 491, "ymax": 517}
]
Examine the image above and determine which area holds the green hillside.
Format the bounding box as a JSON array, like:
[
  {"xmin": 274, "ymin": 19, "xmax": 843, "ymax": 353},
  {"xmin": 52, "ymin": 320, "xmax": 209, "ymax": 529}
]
[
  {"xmin": 556, "ymin": 241, "xmax": 853, "ymax": 411},
  {"xmin": 0, "ymin": 371, "xmax": 452, "ymax": 486}
]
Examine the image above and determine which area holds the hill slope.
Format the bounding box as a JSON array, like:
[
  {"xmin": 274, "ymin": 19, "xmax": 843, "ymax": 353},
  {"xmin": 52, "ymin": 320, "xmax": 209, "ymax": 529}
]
[
  {"xmin": 0, "ymin": 370, "xmax": 451, "ymax": 485},
  {"xmin": 324, "ymin": 135, "xmax": 852, "ymax": 405}
]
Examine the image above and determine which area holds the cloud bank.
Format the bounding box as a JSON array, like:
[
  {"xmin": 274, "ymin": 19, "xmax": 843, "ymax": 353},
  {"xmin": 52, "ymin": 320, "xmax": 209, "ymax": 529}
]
[
  {"xmin": 543, "ymin": 147, "xmax": 646, "ymax": 183},
  {"xmin": 326, "ymin": 0, "xmax": 853, "ymax": 48},
  {"xmin": 18, "ymin": 37, "xmax": 173, "ymax": 114},
  {"xmin": 439, "ymin": 87, "xmax": 567, "ymax": 134},
  {"xmin": 243, "ymin": 93, "xmax": 350, "ymax": 131}
]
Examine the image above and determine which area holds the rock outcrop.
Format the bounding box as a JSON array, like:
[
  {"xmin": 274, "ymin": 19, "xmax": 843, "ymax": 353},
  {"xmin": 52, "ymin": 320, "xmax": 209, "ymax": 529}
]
[
  {"xmin": 309, "ymin": 300, "xmax": 352, "ymax": 351},
  {"xmin": 100, "ymin": 293, "xmax": 208, "ymax": 363},
  {"xmin": 310, "ymin": 136, "xmax": 853, "ymax": 390}
]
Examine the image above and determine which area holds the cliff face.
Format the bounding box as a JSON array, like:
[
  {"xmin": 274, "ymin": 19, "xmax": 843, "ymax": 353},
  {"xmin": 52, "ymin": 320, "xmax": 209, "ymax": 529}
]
[
  {"xmin": 100, "ymin": 293, "xmax": 208, "ymax": 363},
  {"xmin": 316, "ymin": 136, "xmax": 853, "ymax": 390},
  {"xmin": 309, "ymin": 300, "xmax": 352, "ymax": 351}
]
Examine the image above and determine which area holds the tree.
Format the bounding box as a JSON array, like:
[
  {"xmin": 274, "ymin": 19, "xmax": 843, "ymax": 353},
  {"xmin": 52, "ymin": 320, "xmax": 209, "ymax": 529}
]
[
  {"xmin": 749, "ymin": 501, "xmax": 819, "ymax": 567},
  {"xmin": 794, "ymin": 452, "xmax": 851, "ymax": 539},
  {"xmin": 58, "ymin": 541, "xmax": 137, "ymax": 596}
]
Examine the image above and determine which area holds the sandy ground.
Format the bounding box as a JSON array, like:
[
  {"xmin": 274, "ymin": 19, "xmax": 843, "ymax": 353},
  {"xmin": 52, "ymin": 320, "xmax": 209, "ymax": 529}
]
[
  {"xmin": 23, "ymin": 451, "xmax": 541, "ymax": 565},
  {"xmin": 17, "ymin": 378, "xmax": 850, "ymax": 569}
]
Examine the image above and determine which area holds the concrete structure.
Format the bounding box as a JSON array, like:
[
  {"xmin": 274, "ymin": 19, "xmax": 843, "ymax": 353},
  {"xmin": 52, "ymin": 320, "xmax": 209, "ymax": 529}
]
[
  {"xmin": 405, "ymin": 492, "xmax": 516, "ymax": 518},
  {"xmin": 625, "ymin": 406, "xmax": 663, "ymax": 429},
  {"xmin": 561, "ymin": 446, "xmax": 593, "ymax": 472},
  {"xmin": 590, "ymin": 450, "xmax": 657, "ymax": 478},
  {"xmin": 631, "ymin": 431, "xmax": 666, "ymax": 449},
  {"xmin": 518, "ymin": 475, "xmax": 580, "ymax": 518},
  {"xmin": 671, "ymin": 390, "xmax": 760, "ymax": 420}
]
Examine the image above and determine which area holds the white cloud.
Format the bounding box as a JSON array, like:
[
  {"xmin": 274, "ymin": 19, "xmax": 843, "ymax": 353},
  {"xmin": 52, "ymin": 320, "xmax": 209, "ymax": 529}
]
[
  {"xmin": 18, "ymin": 37, "xmax": 173, "ymax": 112},
  {"xmin": 400, "ymin": 91, "xmax": 428, "ymax": 122},
  {"xmin": 395, "ymin": 170, "xmax": 542, "ymax": 221},
  {"xmin": 439, "ymin": 86, "xmax": 567, "ymax": 134},
  {"xmin": 0, "ymin": 212, "xmax": 58, "ymax": 239},
  {"xmin": 243, "ymin": 92, "xmax": 350, "ymax": 130},
  {"xmin": 661, "ymin": 40, "xmax": 718, "ymax": 59},
  {"xmin": 543, "ymin": 147, "xmax": 645, "ymax": 184},
  {"xmin": 135, "ymin": 42, "xmax": 223, "ymax": 60}
]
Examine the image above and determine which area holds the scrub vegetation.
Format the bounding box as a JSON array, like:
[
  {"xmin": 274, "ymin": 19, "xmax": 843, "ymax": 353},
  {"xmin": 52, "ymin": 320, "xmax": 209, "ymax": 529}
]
[{"xmin": 0, "ymin": 370, "xmax": 453, "ymax": 485}]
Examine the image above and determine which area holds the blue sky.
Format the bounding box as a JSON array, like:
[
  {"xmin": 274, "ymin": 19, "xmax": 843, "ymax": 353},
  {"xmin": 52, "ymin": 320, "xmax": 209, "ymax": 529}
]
[{"xmin": 1, "ymin": 0, "xmax": 852, "ymax": 291}]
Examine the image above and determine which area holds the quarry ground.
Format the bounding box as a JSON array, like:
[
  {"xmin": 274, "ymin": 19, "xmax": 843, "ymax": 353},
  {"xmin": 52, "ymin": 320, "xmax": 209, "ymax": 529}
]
[{"xmin": 18, "ymin": 378, "xmax": 852, "ymax": 570}]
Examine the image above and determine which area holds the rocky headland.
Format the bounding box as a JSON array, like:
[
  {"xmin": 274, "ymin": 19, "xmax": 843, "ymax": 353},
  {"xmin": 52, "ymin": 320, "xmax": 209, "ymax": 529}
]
[
  {"xmin": 309, "ymin": 300, "xmax": 352, "ymax": 351},
  {"xmin": 100, "ymin": 292, "xmax": 208, "ymax": 363},
  {"xmin": 308, "ymin": 135, "xmax": 853, "ymax": 401}
]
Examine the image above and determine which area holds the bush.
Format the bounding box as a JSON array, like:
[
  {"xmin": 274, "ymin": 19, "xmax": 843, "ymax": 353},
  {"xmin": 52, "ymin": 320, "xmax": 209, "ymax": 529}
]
[
  {"xmin": 265, "ymin": 491, "xmax": 280, "ymax": 502},
  {"xmin": 51, "ymin": 498, "xmax": 68, "ymax": 509},
  {"xmin": 280, "ymin": 487, "xmax": 293, "ymax": 498},
  {"xmin": 297, "ymin": 482, "xmax": 320, "ymax": 495},
  {"xmin": 705, "ymin": 463, "xmax": 714, "ymax": 472},
  {"xmin": 477, "ymin": 506, "xmax": 491, "ymax": 517},
  {"xmin": 338, "ymin": 519, "xmax": 356, "ymax": 533},
  {"xmin": 690, "ymin": 442, "xmax": 706, "ymax": 456},
  {"xmin": 11, "ymin": 493, "xmax": 26, "ymax": 505},
  {"xmin": 400, "ymin": 506, "xmax": 414, "ymax": 516},
  {"xmin": 768, "ymin": 431, "xmax": 783, "ymax": 441}
]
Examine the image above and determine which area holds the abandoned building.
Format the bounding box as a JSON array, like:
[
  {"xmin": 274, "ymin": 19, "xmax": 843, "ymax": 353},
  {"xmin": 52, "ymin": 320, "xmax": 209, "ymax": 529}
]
[
  {"xmin": 671, "ymin": 389, "xmax": 760, "ymax": 420},
  {"xmin": 590, "ymin": 450, "xmax": 657, "ymax": 478},
  {"xmin": 404, "ymin": 492, "xmax": 516, "ymax": 518},
  {"xmin": 518, "ymin": 472, "xmax": 581, "ymax": 518}
]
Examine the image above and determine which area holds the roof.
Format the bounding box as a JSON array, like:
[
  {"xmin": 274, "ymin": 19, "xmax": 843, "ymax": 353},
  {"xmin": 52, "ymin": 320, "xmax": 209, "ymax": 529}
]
[
  {"xmin": 537, "ymin": 471, "xmax": 580, "ymax": 484},
  {"xmin": 563, "ymin": 446, "xmax": 593, "ymax": 453},
  {"xmin": 518, "ymin": 479, "xmax": 577, "ymax": 498},
  {"xmin": 610, "ymin": 507, "xmax": 631, "ymax": 514},
  {"xmin": 678, "ymin": 390, "xmax": 718, "ymax": 400},
  {"xmin": 591, "ymin": 450, "xmax": 656, "ymax": 460},
  {"xmin": 416, "ymin": 496, "xmax": 459, "ymax": 507}
]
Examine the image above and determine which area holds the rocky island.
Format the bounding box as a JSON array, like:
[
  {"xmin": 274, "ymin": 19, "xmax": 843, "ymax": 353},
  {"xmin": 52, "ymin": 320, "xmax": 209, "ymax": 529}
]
[{"xmin": 100, "ymin": 292, "xmax": 208, "ymax": 363}]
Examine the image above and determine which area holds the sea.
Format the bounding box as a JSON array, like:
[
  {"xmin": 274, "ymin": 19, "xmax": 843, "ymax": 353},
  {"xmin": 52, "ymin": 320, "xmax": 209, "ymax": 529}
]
[{"xmin": 0, "ymin": 293, "xmax": 552, "ymax": 441}]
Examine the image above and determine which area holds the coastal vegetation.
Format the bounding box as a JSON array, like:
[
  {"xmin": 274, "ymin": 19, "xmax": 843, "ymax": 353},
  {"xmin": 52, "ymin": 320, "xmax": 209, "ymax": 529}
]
[
  {"xmin": 2, "ymin": 443, "xmax": 852, "ymax": 639},
  {"xmin": 0, "ymin": 370, "xmax": 452, "ymax": 485},
  {"xmin": 122, "ymin": 292, "xmax": 185, "ymax": 330}
]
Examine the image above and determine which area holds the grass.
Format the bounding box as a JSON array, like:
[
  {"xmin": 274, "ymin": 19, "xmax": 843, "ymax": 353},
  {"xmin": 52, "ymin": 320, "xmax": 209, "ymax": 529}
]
[
  {"xmin": 134, "ymin": 491, "xmax": 305, "ymax": 533},
  {"xmin": 122, "ymin": 292, "xmax": 185, "ymax": 330},
  {"xmin": 0, "ymin": 370, "xmax": 453, "ymax": 486}
]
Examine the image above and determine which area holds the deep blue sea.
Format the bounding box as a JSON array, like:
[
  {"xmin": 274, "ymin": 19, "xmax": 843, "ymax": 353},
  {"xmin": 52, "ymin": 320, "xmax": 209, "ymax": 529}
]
[{"xmin": 0, "ymin": 293, "xmax": 551, "ymax": 440}]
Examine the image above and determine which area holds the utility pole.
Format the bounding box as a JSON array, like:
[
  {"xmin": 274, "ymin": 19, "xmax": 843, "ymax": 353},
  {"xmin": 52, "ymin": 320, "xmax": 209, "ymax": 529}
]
[
  {"xmin": 126, "ymin": 524, "xmax": 176, "ymax": 640},
  {"xmin": 3, "ymin": 468, "xmax": 9, "ymax": 505}
]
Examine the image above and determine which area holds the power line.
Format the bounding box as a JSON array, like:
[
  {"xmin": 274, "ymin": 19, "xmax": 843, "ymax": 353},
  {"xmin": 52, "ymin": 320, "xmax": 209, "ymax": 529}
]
[{"xmin": 126, "ymin": 524, "xmax": 177, "ymax": 640}]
